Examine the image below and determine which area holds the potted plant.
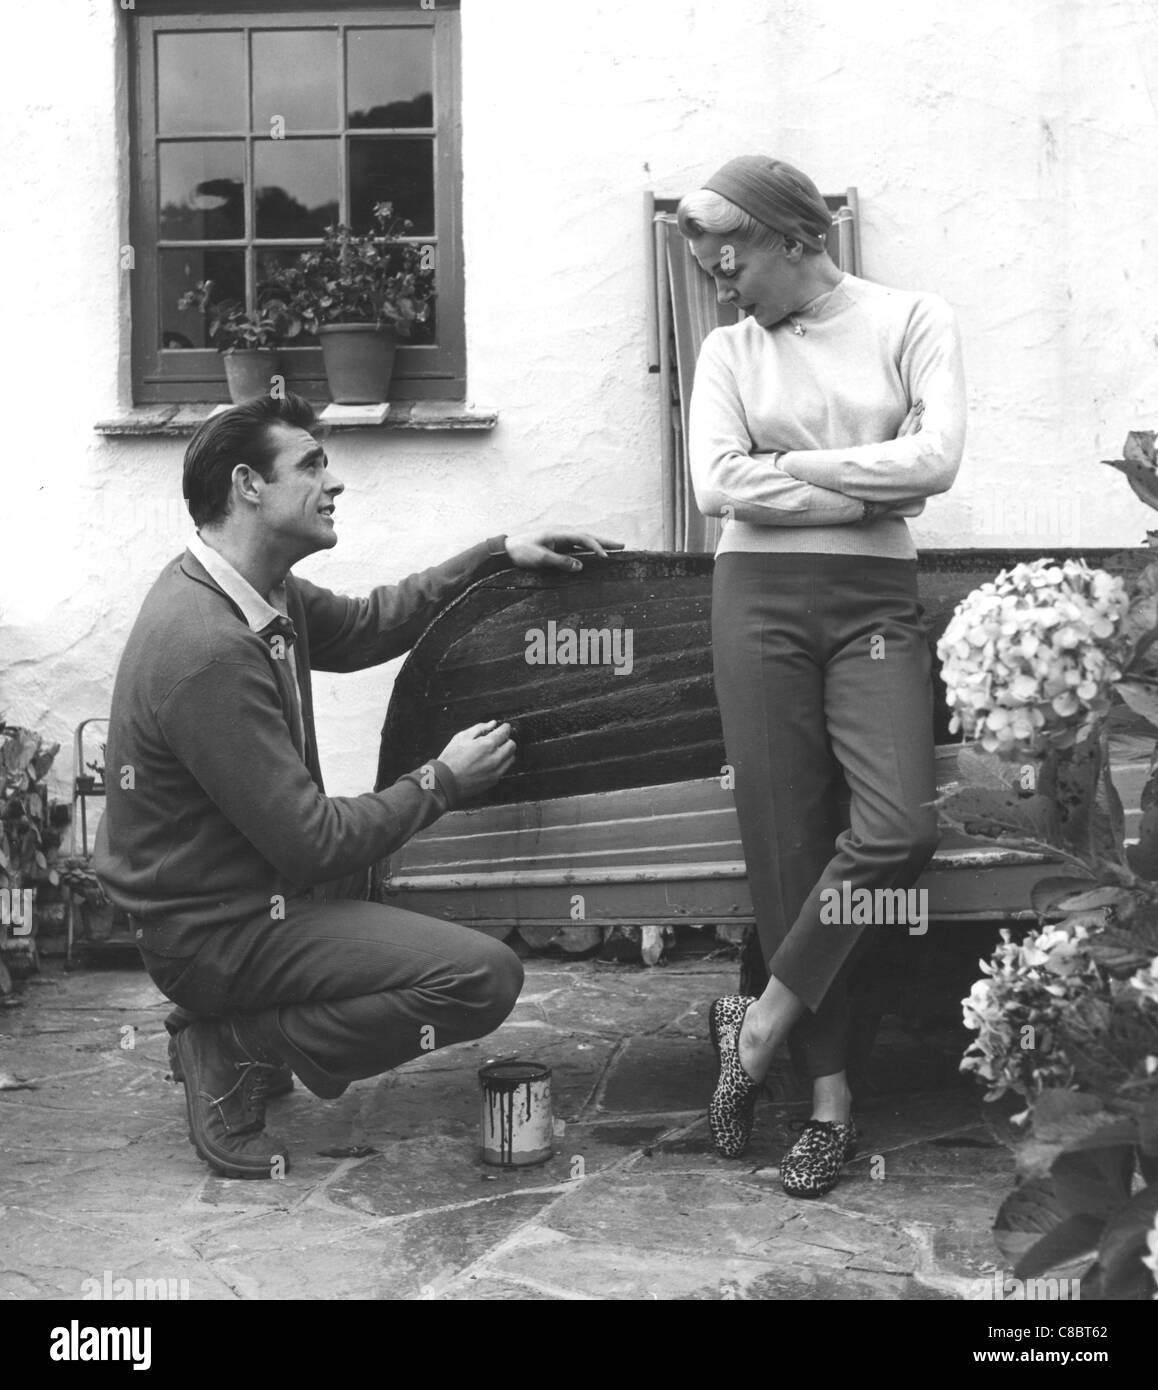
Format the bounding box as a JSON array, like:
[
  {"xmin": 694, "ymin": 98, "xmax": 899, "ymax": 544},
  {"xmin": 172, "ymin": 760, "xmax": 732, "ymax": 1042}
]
[
  {"xmin": 934, "ymin": 431, "xmax": 1158, "ymax": 1299},
  {"xmin": 1, "ymin": 722, "xmax": 66, "ymax": 984},
  {"xmin": 266, "ymin": 201, "xmax": 435, "ymax": 404},
  {"xmin": 177, "ymin": 283, "xmax": 302, "ymax": 404}
]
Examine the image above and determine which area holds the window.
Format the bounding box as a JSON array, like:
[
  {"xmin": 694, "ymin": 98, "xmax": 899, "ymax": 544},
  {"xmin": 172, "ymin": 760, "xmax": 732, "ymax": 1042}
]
[{"xmin": 130, "ymin": 3, "xmax": 463, "ymax": 403}]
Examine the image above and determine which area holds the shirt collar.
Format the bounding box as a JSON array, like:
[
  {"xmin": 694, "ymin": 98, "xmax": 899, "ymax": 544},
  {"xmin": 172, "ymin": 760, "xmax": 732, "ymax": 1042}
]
[{"xmin": 187, "ymin": 531, "xmax": 291, "ymax": 635}]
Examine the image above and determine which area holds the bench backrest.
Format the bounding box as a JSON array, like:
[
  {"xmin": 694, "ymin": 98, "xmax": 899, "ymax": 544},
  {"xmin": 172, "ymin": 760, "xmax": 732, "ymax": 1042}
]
[{"xmin": 375, "ymin": 548, "xmax": 1145, "ymax": 806}]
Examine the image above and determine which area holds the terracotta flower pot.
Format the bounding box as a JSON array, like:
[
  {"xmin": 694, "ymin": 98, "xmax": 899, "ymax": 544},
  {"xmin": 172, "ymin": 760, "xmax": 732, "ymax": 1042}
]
[
  {"xmin": 318, "ymin": 324, "xmax": 398, "ymax": 404},
  {"xmin": 223, "ymin": 348, "xmax": 280, "ymax": 404}
]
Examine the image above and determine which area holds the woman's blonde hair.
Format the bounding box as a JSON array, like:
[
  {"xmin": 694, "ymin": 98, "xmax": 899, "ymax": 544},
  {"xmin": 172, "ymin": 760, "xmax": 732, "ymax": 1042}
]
[{"xmin": 676, "ymin": 189, "xmax": 785, "ymax": 251}]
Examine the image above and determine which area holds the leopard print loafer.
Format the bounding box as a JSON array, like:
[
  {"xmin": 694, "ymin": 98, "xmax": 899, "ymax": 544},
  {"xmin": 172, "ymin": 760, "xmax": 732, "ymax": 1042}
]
[
  {"xmin": 708, "ymin": 995, "xmax": 760, "ymax": 1159},
  {"xmin": 779, "ymin": 1117, "xmax": 859, "ymax": 1198}
]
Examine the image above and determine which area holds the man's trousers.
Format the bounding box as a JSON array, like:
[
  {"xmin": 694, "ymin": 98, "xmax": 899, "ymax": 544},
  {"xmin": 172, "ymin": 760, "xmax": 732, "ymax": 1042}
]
[
  {"xmin": 711, "ymin": 551, "xmax": 939, "ymax": 1080},
  {"xmin": 138, "ymin": 894, "xmax": 524, "ymax": 1097}
]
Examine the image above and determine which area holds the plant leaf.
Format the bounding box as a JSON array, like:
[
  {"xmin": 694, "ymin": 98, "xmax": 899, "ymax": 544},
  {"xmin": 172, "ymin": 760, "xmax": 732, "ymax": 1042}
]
[
  {"xmin": 1124, "ymin": 429, "xmax": 1158, "ymax": 469},
  {"xmin": 1104, "ymin": 450, "xmax": 1158, "ymax": 511},
  {"xmin": 956, "ymin": 745, "xmax": 1023, "ymax": 791},
  {"xmin": 935, "ymin": 786, "xmax": 1060, "ymax": 848},
  {"xmin": 994, "ymin": 1177, "xmax": 1069, "ymax": 1266},
  {"xmin": 1031, "ymin": 876, "xmax": 1097, "ymax": 915},
  {"xmin": 1140, "ymin": 1097, "xmax": 1158, "ymax": 1160},
  {"xmin": 1017, "ymin": 1092, "xmax": 1137, "ymax": 1174},
  {"xmin": 1012, "ymin": 1213, "xmax": 1104, "ymax": 1280},
  {"xmin": 1049, "ymin": 740, "xmax": 1106, "ymax": 860},
  {"xmin": 1114, "ymin": 680, "xmax": 1158, "ymax": 728},
  {"xmin": 1055, "ymin": 886, "xmax": 1132, "ymax": 912},
  {"xmin": 1050, "ymin": 1145, "xmax": 1135, "ymax": 1220},
  {"xmin": 1096, "ymin": 1182, "xmax": 1158, "ymax": 1300}
]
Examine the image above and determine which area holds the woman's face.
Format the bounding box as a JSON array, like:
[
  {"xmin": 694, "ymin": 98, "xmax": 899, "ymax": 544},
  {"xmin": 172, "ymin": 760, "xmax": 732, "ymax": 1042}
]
[{"xmin": 691, "ymin": 232, "xmax": 801, "ymax": 329}]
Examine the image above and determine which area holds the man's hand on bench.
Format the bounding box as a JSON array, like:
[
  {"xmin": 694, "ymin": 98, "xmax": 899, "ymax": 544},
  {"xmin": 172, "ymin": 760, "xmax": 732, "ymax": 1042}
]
[
  {"xmin": 437, "ymin": 720, "xmax": 518, "ymax": 799},
  {"xmin": 503, "ymin": 529, "xmax": 625, "ymax": 572}
]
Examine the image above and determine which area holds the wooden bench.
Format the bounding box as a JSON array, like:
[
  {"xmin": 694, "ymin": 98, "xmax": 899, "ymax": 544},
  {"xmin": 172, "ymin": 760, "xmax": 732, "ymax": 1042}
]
[{"xmin": 372, "ymin": 549, "xmax": 1147, "ymax": 987}]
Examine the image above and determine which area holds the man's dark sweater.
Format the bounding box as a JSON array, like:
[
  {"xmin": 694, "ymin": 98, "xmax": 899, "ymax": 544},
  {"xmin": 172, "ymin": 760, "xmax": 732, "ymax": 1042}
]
[{"xmin": 93, "ymin": 537, "xmax": 509, "ymax": 960}]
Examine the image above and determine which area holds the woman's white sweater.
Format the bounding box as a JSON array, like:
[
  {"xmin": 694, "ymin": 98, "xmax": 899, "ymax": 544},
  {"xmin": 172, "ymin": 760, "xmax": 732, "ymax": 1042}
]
[{"xmin": 689, "ymin": 272, "xmax": 966, "ymax": 559}]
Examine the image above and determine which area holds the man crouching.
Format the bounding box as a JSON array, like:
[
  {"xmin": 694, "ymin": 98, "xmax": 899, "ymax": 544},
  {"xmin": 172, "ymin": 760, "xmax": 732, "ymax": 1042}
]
[{"xmin": 94, "ymin": 391, "xmax": 618, "ymax": 1179}]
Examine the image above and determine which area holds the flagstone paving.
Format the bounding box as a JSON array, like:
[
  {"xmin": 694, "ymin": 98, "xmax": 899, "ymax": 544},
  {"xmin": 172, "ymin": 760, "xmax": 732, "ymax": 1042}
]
[{"xmin": 0, "ymin": 957, "xmax": 1014, "ymax": 1301}]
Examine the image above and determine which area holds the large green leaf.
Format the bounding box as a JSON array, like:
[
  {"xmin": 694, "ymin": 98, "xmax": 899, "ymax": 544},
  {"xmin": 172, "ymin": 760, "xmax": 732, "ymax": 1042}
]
[
  {"xmin": 1105, "ymin": 430, "xmax": 1158, "ymax": 513},
  {"xmin": 1094, "ymin": 755, "xmax": 1127, "ymax": 865},
  {"xmin": 936, "ymin": 786, "xmax": 1061, "ymax": 848},
  {"xmin": 1031, "ymin": 1091, "xmax": 1137, "ymax": 1152},
  {"xmin": 956, "ymin": 746, "xmax": 1023, "ymax": 791},
  {"xmin": 994, "ymin": 1178, "xmax": 1069, "ymax": 1265},
  {"xmin": 1031, "ymin": 876, "xmax": 1098, "ymax": 915},
  {"xmin": 1140, "ymin": 1098, "xmax": 1158, "ymax": 1161},
  {"xmin": 1118, "ymin": 591, "xmax": 1158, "ymax": 669},
  {"xmin": 1012, "ymin": 1214, "xmax": 1104, "ymax": 1280},
  {"xmin": 1096, "ymin": 1182, "xmax": 1158, "ymax": 1300},
  {"xmin": 1126, "ymin": 799, "xmax": 1158, "ymax": 879},
  {"xmin": 1055, "ymin": 886, "xmax": 1131, "ymax": 912},
  {"xmin": 1050, "ymin": 740, "xmax": 1106, "ymax": 860},
  {"xmin": 1115, "ymin": 680, "xmax": 1158, "ymax": 729},
  {"xmin": 1016, "ymin": 1092, "xmax": 1137, "ymax": 1175},
  {"xmin": 1125, "ymin": 429, "xmax": 1158, "ymax": 469},
  {"xmin": 1018, "ymin": 1124, "xmax": 1139, "ymax": 1179},
  {"xmin": 1050, "ymin": 1146, "xmax": 1135, "ymax": 1220}
]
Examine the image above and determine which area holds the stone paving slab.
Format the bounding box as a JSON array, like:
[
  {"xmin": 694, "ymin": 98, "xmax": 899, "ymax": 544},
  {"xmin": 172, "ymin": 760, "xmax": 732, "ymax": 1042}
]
[
  {"xmin": 521, "ymin": 965, "xmax": 717, "ymax": 1037},
  {"xmin": 598, "ymin": 1034, "xmax": 719, "ymax": 1114},
  {"xmin": 0, "ymin": 957, "xmax": 1015, "ymax": 1300},
  {"xmin": 200, "ymin": 1195, "xmax": 558, "ymax": 1301}
]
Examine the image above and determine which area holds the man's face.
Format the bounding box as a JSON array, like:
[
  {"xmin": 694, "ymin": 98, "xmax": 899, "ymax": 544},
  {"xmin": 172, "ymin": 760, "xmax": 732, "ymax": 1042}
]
[
  {"xmin": 253, "ymin": 422, "xmax": 344, "ymax": 556},
  {"xmin": 691, "ymin": 232, "xmax": 797, "ymax": 329}
]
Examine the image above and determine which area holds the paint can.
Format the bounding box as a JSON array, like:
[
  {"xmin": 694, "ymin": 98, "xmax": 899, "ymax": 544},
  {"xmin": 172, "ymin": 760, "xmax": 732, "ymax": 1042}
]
[{"xmin": 479, "ymin": 1060, "xmax": 553, "ymax": 1167}]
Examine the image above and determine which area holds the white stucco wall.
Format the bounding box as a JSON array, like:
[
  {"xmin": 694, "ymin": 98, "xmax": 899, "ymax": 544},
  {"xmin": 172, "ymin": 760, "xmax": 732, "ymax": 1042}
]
[{"xmin": 2, "ymin": 0, "xmax": 1157, "ymax": 803}]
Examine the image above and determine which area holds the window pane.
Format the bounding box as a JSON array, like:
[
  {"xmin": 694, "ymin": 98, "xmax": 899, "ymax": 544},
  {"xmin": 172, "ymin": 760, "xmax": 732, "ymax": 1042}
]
[
  {"xmin": 347, "ymin": 28, "xmax": 433, "ymax": 128},
  {"xmin": 159, "ymin": 248, "xmax": 245, "ymax": 349},
  {"xmin": 254, "ymin": 140, "xmax": 339, "ymax": 239},
  {"xmin": 157, "ymin": 31, "xmax": 246, "ymax": 134},
  {"xmin": 159, "ymin": 141, "xmax": 245, "ymax": 239},
  {"xmin": 252, "ymin": 30, "xmax": 339, "ymax": 132},
  {"xmin": 349, "ymin": 138, "xmax": 434, "ymax": 234}
]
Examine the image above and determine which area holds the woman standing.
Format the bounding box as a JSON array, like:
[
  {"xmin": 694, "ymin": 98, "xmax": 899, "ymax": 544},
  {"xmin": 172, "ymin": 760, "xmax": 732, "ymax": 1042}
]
[{"xmin": 679, "ymin": 155, "xmax": 966, "ymax": 1197}]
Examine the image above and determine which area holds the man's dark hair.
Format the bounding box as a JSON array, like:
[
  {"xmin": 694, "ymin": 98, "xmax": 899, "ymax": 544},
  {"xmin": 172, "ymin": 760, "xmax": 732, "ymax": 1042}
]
[{"xmin": 182, "ymin": 392, "xmax": 320, "ymax": 528}]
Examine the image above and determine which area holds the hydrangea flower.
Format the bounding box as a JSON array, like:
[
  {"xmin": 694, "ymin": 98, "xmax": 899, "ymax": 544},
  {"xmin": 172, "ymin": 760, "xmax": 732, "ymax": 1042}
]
[
  {"xmin": 961, "ymin": 922, "xmax": 1102, "ymax": 1103},
  {"xmin": 1144, "ymin": 1209, "xmax": 1158, "ymax": 1299},
  {"xmin": 937, "ymin": 559, "xmax": 1130, "ymax": 758},
  {"xmin": 1126, "ymin": 956, "xmax": 1158, "ymax": 1008}
]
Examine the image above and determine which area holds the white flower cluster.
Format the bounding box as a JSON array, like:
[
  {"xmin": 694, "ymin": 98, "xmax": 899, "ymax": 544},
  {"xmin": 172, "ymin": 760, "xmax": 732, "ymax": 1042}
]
[
  {"xmin": 1127, "ymin": 956, "xmax": 1158, "ymax": 1008},
  {"xmin": 937, "ymin": 559, "xmax": 1130, "ymax": 757},
  {"xmin": 1144, "ymin": 1209, "xmax": 1158, "ymax": 1300},
  {"xmin": 962, "ymin": 923, "xmax": 1101, "ymax": 1103}
]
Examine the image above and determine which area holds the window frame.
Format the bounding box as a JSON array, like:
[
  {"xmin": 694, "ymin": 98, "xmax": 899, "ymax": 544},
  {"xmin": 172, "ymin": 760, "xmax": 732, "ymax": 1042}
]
[{"xmin": 130, "ymin": 3, "xmax": 464, "ymax": 404}]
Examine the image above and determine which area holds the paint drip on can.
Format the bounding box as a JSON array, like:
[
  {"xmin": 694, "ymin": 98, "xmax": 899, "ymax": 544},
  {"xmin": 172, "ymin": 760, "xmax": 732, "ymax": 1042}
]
[{"xmin": 479, "ymin": 1060, "xmax": 553, "ymax": 1166}]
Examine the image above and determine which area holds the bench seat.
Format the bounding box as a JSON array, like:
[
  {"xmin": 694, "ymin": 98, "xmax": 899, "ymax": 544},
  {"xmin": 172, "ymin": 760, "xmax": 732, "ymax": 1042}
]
[{"xmin": 372, "ymin": 550, "xmax": 1149, "ymax": 939}]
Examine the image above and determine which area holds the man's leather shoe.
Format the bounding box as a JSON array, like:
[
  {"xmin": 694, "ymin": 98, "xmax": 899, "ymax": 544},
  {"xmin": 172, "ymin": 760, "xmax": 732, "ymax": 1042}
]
[
  {"xmin": 174, "ymin": 1018, "xmax": 291, "ymax": 1180},
  {"xmin": 168, "ymin": 1030, "xmax": 294, "ymax": 1097}
]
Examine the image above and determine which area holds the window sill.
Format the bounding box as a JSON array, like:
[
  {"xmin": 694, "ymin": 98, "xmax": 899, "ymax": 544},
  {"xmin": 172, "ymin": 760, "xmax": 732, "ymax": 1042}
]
[{"xmin": 94, "ymin": 402, "xmax": 499, "ymax": 438}]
